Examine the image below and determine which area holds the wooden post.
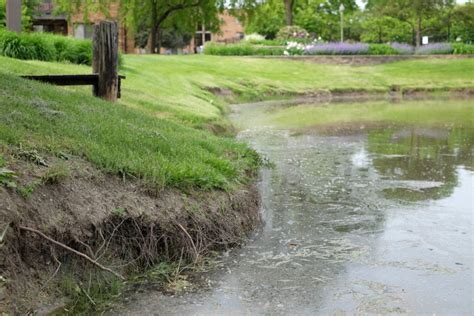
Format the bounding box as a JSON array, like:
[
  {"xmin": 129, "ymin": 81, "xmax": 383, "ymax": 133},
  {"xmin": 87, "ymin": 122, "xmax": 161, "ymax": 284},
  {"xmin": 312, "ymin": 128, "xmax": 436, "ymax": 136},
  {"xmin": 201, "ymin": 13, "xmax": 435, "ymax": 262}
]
[
  {"xmin": 6, "ymin": 0, "xmax": 22, "ymax": 33},
  {"xmin": 93, "ymin": 21, "xmax": 119, "ymax": 102}
]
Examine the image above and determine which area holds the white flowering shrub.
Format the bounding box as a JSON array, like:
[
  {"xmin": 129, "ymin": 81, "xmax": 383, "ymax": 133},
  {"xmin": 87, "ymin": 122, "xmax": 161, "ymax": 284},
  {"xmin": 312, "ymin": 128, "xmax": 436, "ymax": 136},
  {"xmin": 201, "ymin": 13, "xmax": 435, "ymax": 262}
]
[
  {"xmin": 243, "ymin": 33, "xmax": 266, "ymax": 44},
  {"xmin": 284, "ymin": 41, "xmax": 305, "ymax": 56}
]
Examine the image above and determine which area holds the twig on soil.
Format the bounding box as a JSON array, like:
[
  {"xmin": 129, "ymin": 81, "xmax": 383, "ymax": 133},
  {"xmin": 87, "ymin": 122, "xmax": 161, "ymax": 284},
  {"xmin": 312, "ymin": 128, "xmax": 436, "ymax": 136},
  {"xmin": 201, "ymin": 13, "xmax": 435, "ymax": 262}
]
[
  {"xmin": 95, "ymin": 218, "xmax": 127, "ymax": 260},
  {"xmin": 18, "ymin": 226, "xmax": 125, "ymax": 280},
  {"xmin": 74, "ymin": 237, "xmax": 96, "ymax": 260},
  {"xmin": 176, "ymin": 223, "xmax": 199, "ymax": 263},
  {"xmin": 80, "ymin": 284, "xmax": 96, "ymax": 306},
  {"xmin": 39, "ymin": 249, "xmax": 62, "ymax": 292},
  {"xmin": 0, "ymin": 223, "xmax": 11, "ymax": 245}
]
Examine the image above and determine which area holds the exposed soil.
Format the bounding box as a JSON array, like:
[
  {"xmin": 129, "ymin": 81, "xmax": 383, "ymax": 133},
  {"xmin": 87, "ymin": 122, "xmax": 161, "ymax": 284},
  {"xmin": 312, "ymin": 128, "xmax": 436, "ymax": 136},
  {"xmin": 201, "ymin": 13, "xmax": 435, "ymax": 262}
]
[{"xmin": 0, "ymin": 148, "xmax": 260, "ymax": 314}]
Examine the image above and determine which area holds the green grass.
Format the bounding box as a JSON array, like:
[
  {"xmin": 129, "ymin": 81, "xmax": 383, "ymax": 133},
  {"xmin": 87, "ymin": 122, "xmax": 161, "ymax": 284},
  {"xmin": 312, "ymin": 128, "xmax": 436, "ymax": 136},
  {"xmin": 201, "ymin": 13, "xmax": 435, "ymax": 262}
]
[
  {"xmin": 1, "ymin": 55, "xmax": 473, "ymax": 190},
  {"xmin": 0, "ymin": 73, "xmax": 260, "ymax": 191}
]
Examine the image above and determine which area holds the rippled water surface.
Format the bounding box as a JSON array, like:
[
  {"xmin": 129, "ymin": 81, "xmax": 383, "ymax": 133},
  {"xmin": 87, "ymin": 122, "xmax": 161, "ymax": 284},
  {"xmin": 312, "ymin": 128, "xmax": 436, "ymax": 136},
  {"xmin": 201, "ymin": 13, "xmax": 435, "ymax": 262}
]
[{"xmin": 117, "ymin": 99, "xmax": 473, "ymax": 315}]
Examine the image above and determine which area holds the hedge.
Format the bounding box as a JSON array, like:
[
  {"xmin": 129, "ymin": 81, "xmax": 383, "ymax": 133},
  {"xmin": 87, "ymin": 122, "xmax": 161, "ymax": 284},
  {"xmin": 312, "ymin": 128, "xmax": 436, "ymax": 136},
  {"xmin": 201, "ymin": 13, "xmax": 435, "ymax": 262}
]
[
  {"xmin": 204, "ymin": 43, "xmax": 284, "ymax": 56},
  {"xmin": 0, "ymin": 30, "xmax": 92, "ymax": 65}
]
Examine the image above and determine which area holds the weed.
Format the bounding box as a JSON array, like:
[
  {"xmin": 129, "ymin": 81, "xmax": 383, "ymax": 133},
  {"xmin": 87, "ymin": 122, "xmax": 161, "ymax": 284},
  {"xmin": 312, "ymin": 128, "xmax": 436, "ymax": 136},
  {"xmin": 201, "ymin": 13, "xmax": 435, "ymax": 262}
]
[
  {"xmin": 41, "ymin": 163, "xmax": 70, "ymax": 185},
  {"xmin": 57, "ymin": 271, "xmax": 123, "ymax": 315},
  {"xmin": 16, "ymin": 148, "xmax": 48, "ymax": 167},
  {"xmin": 0, "ymin": 156, "xmax": 17, "ymax": 188},
  {"xmin": 17, "ymin": 180, "xmax": 41, "ymax": 198},
  {"xmin": 111, "ymin": 207, "xmax": 126, "ymax": 217}
]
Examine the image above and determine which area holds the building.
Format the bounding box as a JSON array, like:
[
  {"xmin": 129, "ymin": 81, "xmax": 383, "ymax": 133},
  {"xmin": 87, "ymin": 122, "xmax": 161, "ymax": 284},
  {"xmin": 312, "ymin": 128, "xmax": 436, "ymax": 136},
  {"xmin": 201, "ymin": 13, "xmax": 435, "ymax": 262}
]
[
  {"xmin": 32, "ymin": 0, "xmax": 135, "ymax": 53},
  {"xmin": 193, "ymin": 11, "xmax": 244, "ymax": 51},
  {"xmin": 32, "ymin": 1, "xmax": 243, "ymax": 54}
]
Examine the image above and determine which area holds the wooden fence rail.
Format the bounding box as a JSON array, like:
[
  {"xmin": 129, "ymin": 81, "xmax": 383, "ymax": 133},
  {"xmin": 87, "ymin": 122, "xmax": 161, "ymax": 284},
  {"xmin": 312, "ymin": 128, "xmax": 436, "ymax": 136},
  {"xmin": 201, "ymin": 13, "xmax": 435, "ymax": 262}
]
[{"xmin": 21, "ymin": 21, "xmax": 123, "ymax": 101}]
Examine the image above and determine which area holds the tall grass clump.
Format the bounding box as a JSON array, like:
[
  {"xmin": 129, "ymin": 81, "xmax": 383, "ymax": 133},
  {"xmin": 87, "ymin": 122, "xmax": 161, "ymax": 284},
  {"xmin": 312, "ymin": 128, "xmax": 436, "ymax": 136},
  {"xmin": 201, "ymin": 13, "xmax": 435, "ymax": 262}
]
[{"xmin": 0, "ymin": 29, "xmax": 93, "ymax": 65}]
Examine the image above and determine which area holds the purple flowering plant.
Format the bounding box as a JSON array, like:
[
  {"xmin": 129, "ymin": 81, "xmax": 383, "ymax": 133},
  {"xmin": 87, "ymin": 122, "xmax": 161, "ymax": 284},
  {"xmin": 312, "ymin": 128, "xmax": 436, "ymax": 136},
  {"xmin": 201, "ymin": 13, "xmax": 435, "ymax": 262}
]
[
  {"xmin": 304, "ymin": 42, "xmax": 369, "ymax": 55},
  {"xmin": 390, "ymin": 43, "xmax": 414, "ymax": 55},
  {"xmin": 416, "ymin": 43, "xmax": 453, "ymax": 55}
]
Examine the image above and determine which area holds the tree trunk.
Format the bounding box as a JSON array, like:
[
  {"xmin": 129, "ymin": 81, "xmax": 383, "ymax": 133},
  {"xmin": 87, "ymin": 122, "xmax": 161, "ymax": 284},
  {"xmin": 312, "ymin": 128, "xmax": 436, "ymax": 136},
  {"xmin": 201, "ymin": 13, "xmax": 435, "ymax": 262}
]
[
  {"xmin": 149, "ymin": 0, "xmax": 158, "ymax": 53},
  {"xmin": 93, "ymin": 21, "xmax": 119, "ymax": 102},
  {"xmin": 415, "ymin": 16, "xmax": 422, "ymax": 48},
  {"xmin": 284, "ymin": 0, "xmax": 294, "ymax": 26}
]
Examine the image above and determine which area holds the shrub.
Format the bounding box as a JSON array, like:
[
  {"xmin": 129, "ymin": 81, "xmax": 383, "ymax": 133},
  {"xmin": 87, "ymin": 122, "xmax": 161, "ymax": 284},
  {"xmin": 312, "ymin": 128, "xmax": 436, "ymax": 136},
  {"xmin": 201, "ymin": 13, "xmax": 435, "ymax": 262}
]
[
  {"xmin": 243, "ymin": 33, "xmax": 265, "ymax": 43},
  {"xmin": 27, "ymin": 32, "xmax": 57, "ymax": 61},
  {"xmin": 204, "ymin": 43, "xmax": 254, "ymax": 56},
  {"xmin": 61, "ymin": 39, "xmax": 93, "ymax": 65},
  {"xmin": 254, "ymin": 46, "xmax": 285, "ymax": 56},
  {"xmin": 452, "ymin": 43, "xmax": 474, "ymax": 54},
  {"xmin": 0, "ymin": 30, "xmax": 36, "ymax": 60},
  {"xmin": 204, "ymin": 42, "xmax": 284, "ymax": 56},
  {"xmin": 416, "ymin": 43, "xmax": 453, "ymax": 55},
  {"xmin": 0, "ymin": 29, "xmax": 93, "ymax": 65},
  {"xmin": 284, "ymin": 41, "xmax": 305, "ymax": 56},
  {"xmin": 368, "ymin": 44, "xmax": 398, "ymax": 55},
  {"xmin": 305, "ymin": 42, "xmax": 369, "ymax": 55},
  {"xmin": 277, "ymin": 25, "xmax": 309, "ymax": 40}
]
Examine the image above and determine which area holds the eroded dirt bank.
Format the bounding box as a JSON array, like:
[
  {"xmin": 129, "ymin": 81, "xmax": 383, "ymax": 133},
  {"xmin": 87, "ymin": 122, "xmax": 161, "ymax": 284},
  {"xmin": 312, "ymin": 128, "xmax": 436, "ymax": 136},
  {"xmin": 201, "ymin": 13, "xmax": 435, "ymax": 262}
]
[{"xmin": 0, "ymin": 150, "xmax": 260, "ymax": 314}]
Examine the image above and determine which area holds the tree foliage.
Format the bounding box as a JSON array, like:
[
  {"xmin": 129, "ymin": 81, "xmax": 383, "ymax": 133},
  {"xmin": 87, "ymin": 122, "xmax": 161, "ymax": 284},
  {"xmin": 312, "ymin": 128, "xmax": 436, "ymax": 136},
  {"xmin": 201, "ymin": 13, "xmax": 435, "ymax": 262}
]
[
  {"xmin": 0, "ymin": 0, "xmax": 41, "ymax": 31},
  {"xmin": 240, "ymin": 0, "xmax": 471, "ymax": 45},
  {"xmin": 360, "ymin": 16, "xmax": 412, "ymax": 43}
]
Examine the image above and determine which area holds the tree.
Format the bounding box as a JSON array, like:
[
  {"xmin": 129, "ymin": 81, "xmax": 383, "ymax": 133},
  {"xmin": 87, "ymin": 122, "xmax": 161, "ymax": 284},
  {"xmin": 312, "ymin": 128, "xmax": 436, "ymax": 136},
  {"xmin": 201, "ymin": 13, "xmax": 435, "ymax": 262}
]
[
  {"xmin": 360, "ymin": 16, "xmax": 412, "ymax": 43},
  {"xmin": 283, "ymin": 0, "xmax": 295, "ymax": 25},
  {"xmin": 54, "ymin": 0, "xmax": 224, "ymax": 53},
  {"xmin": 450, "ymin": 3, "xmax": 474, "ymax": 43},
  {"xmin": 0, "ymin": 0, "xmax": 41, "ymax": 31},
  {"xmin": 366, "ymin": 0, "xmax": 455, "ymax": 47},
  {"xmin": 0, "ymin": 0, "xmax": 5, "ymax": 28},
  {"xmin": 294, "ymin": 0, "xmax": 359, "ymax": 41},
  {"xmin": 243, "ymin": 0, "xmax": 285, "ymax": 38}
]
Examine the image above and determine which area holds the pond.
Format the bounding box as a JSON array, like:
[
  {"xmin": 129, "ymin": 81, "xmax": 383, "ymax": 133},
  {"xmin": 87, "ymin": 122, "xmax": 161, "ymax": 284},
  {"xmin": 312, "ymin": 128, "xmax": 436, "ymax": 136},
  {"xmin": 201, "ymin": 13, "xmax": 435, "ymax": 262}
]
[{"xmin": 118, "ymin": 98, "xmax": 473, "ymax": 315}]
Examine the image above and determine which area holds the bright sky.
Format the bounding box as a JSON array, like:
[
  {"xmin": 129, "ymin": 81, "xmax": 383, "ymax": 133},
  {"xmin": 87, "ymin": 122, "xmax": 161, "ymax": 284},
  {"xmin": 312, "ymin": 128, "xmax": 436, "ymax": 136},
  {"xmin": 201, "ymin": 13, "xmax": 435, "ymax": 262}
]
[{"xmin": 355, "ymin": 0, "xmax": 468, "ymax": 9}]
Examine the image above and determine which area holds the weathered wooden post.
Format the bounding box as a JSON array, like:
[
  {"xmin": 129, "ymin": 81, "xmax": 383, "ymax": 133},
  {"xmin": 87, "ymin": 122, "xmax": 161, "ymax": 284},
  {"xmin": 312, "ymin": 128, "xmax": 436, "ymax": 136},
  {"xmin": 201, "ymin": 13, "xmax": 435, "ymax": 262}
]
[
  {"xmin": 6, "ymin": 0, "xmax": 22, "ymax": 33},
  {"xmin": 93, "ymin": 21, "xmax": 119, "ymax": 102}
]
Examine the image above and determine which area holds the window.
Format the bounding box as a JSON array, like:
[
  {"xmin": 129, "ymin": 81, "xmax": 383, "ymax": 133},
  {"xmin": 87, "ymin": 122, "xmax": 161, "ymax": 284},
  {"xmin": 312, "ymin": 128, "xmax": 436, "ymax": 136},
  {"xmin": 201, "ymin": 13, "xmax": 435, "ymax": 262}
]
[{"xmin": 74, "ymin": 23, "xmax": 94, "ymax": 39}]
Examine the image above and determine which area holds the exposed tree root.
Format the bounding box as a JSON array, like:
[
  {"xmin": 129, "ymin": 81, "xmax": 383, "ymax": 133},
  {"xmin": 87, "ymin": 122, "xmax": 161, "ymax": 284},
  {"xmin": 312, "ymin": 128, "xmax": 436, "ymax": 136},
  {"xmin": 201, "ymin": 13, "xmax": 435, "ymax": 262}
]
[{"xmin": 18, "ymin": 225, "xmax": 125, "ymax": 280}]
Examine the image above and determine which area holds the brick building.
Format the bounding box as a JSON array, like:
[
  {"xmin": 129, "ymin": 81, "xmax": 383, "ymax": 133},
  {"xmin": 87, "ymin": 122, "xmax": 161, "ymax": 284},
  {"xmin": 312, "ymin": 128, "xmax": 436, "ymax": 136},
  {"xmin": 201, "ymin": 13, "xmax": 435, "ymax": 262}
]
[
  {"xmin": 33, "ymin": 0, "xmax": 135, "ymax": 53},
  {"xmin": 32, "ymin": 1, "xmax": 243, "ymax": 54},
  {"xmin": 191, "ymin": 11, "xmax": 244, "ymax": 52}
]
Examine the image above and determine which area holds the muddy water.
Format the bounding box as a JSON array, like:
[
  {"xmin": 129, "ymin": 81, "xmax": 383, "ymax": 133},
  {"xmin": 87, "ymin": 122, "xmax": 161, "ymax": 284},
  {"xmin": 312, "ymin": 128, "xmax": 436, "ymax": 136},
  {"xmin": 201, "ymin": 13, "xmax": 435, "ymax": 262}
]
[{"xmin": 118, "ymin": 100, "xmax": 473, "ymax": 315}]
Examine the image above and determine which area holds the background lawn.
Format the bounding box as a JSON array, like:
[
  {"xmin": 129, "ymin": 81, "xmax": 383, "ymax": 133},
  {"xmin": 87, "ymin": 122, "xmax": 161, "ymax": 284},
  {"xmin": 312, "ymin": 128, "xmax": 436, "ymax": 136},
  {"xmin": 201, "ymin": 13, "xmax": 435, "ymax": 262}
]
[{"xmin": 1, "ymin": 55, "xmax": 473, "ymax": 129}]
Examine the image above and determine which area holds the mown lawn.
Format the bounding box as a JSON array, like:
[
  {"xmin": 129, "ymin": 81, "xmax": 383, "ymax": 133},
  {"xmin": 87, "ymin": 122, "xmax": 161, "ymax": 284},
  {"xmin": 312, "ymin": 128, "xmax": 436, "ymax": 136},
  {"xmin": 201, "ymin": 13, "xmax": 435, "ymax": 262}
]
[
  {"xmin": 2, "ymin": 55, "xmax": 473, "ymax": 128},
  {"xmin": 1, "ymin": 55, "xmax": 473, "ymax": 190}
]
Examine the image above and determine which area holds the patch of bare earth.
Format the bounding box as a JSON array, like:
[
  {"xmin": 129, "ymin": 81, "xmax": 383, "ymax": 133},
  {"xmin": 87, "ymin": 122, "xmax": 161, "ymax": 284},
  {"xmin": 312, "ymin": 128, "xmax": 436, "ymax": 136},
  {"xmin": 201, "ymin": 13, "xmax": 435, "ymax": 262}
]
[{"xmin": 0, "ymin": 149, "xmax": 260, "ymax": 314}]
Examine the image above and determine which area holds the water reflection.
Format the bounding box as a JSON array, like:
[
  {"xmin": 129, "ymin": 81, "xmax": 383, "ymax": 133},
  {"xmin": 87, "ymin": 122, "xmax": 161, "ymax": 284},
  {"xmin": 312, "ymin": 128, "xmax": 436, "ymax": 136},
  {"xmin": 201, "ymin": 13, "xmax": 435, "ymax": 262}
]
[{"xmin": 368, "ymin": 127, "xmax": 474, "ymax": 201}]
